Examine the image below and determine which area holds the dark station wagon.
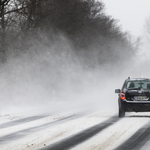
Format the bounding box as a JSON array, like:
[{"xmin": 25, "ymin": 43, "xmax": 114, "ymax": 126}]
[{"xmin": 115, "ymin": 77, "xmax": 150, "ymax": 117}]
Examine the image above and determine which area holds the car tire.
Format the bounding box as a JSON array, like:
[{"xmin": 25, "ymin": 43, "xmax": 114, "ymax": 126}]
[{"xmin": 119, "ymin": 109, "xmax": 125, "ymax": 117}]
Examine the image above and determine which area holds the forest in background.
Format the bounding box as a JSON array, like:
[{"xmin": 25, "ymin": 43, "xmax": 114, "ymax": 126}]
[{"xmin": 0, "ymin": 0, "xmax": 139, "ymax": 65}]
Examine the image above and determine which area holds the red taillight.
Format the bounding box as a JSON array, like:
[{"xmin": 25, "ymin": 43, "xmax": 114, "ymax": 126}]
[{"xmin": 120, "ymin": 91, "xmax": 126, "ymax": 100}]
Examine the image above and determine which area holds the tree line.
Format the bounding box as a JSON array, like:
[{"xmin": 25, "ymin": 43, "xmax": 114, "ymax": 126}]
[{"xmin": 0, "ymin": 0, "xmax": 138, "ymax": 65}]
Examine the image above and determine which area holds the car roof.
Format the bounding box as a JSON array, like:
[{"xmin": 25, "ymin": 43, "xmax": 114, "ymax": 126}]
[{"xmin": 126, "ymin": 78, "xmax": 150, "ymax": 82}]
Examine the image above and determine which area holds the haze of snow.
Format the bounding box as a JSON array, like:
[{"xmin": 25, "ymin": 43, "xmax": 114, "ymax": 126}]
[
  {"xmin": 0, "ymin": 36, "xmax": 104, "ymax": 115},
  {"xmin": 0, "ymin": 31, "xmax": 142, "ymax": 116}
]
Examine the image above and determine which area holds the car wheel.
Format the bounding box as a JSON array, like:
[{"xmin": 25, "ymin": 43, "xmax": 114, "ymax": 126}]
[{"xmin": 119, "ymin": 108, "xmax": 125, "ymax": 117}]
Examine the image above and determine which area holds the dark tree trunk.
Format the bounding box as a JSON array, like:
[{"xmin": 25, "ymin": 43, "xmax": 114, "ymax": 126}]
[{"xmin": 0, "ymin": 0, "xmax": 6, "ymax": 63}]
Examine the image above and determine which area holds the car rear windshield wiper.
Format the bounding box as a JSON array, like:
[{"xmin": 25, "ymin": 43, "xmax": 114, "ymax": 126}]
[
  {"xmin": 128, "ymin": 87, "xmax": 145, "ymax": 90},
  {"xmin": 128, "ymin": 88, "xmax": 139, "ymax": 90}
]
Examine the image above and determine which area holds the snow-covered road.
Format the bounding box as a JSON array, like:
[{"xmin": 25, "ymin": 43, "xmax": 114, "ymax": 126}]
[{"xmin": 1, "ymin": 111, "xmax": 150, "ymax": 150}]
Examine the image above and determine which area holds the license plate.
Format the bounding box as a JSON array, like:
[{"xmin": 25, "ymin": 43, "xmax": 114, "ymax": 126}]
[{"xmin": 134, "ymin": 96, "xmax": 148, "ymax": 100}]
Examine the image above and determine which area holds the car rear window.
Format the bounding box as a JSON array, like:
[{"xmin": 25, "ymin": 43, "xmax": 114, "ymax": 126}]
[{"xmin": 127, "ymin": 80, "xmax": 150, "ymax": 90}]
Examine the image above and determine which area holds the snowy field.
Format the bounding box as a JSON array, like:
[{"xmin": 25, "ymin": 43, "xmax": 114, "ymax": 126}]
[{"xmin": 1, "ymin": 106, "xmax": 150, "ymax": 150}]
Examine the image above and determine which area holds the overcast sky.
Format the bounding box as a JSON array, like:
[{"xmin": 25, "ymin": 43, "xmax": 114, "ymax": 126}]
[{"xmin": 103, "ymin": 0, "xmax": 150, "ymax": 37}]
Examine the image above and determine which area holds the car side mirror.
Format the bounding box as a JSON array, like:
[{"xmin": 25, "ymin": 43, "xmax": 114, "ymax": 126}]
[{"xmin": 115, "ymin": 89, "xmax": 121, "ymax": 93}]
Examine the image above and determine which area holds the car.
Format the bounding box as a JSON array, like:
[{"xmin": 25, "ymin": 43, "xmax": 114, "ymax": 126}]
[{"xmin": 115, "ymin": 77, "xmax": 150, "ymax": 117}]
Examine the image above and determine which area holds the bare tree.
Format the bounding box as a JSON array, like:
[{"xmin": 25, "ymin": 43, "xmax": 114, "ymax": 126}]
[
  {"xmin": 0, "ymin": 0, "xmax": 29, "ymax": 61},
  {"xmin": 0, "ymin": 0, "xmax": 10, "ymax": 62}
]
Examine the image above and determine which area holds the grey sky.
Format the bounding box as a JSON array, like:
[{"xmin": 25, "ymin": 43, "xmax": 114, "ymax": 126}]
[{"xmin": 103, "ymin": 0, "xmax": 150, "ymax": 37}]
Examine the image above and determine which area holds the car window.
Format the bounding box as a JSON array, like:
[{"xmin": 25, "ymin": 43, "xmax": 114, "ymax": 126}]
[{"xmin": 127, "ymin": 80, "xmax": 150, "ymax": 90}]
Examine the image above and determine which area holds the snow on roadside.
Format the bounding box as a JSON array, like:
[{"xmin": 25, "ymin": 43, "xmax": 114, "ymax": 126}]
[{"xmin": 0, "ymin": 114, "xmax": 24, "ymax": 124}]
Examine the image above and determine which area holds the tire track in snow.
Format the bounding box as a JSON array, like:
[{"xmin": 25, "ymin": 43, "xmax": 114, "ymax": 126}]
[
  {"xmin": 114, "ymin": 120, "xmax": 150, "ymax": 150},
  {"xmin": 39, "ymin": 116, "xmax": 119, "ymax": 150},
  {"xmin": 0, "ymin": 115, "xmax": 47, "ymax": 129},
  {"xmin": 0, "ymin": 114, "xmax": 79, "ymax": 145}
]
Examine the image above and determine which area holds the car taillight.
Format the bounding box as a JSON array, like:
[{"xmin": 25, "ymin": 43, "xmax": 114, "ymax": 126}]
[{"xmin": 120, "ymin": 91, "xmax": 126, "ymax": 100}]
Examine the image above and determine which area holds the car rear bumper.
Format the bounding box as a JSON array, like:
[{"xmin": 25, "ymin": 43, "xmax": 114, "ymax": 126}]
[{"xmin": 121, "ymin": 100, "xmax": 150, "ymax": 112}]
